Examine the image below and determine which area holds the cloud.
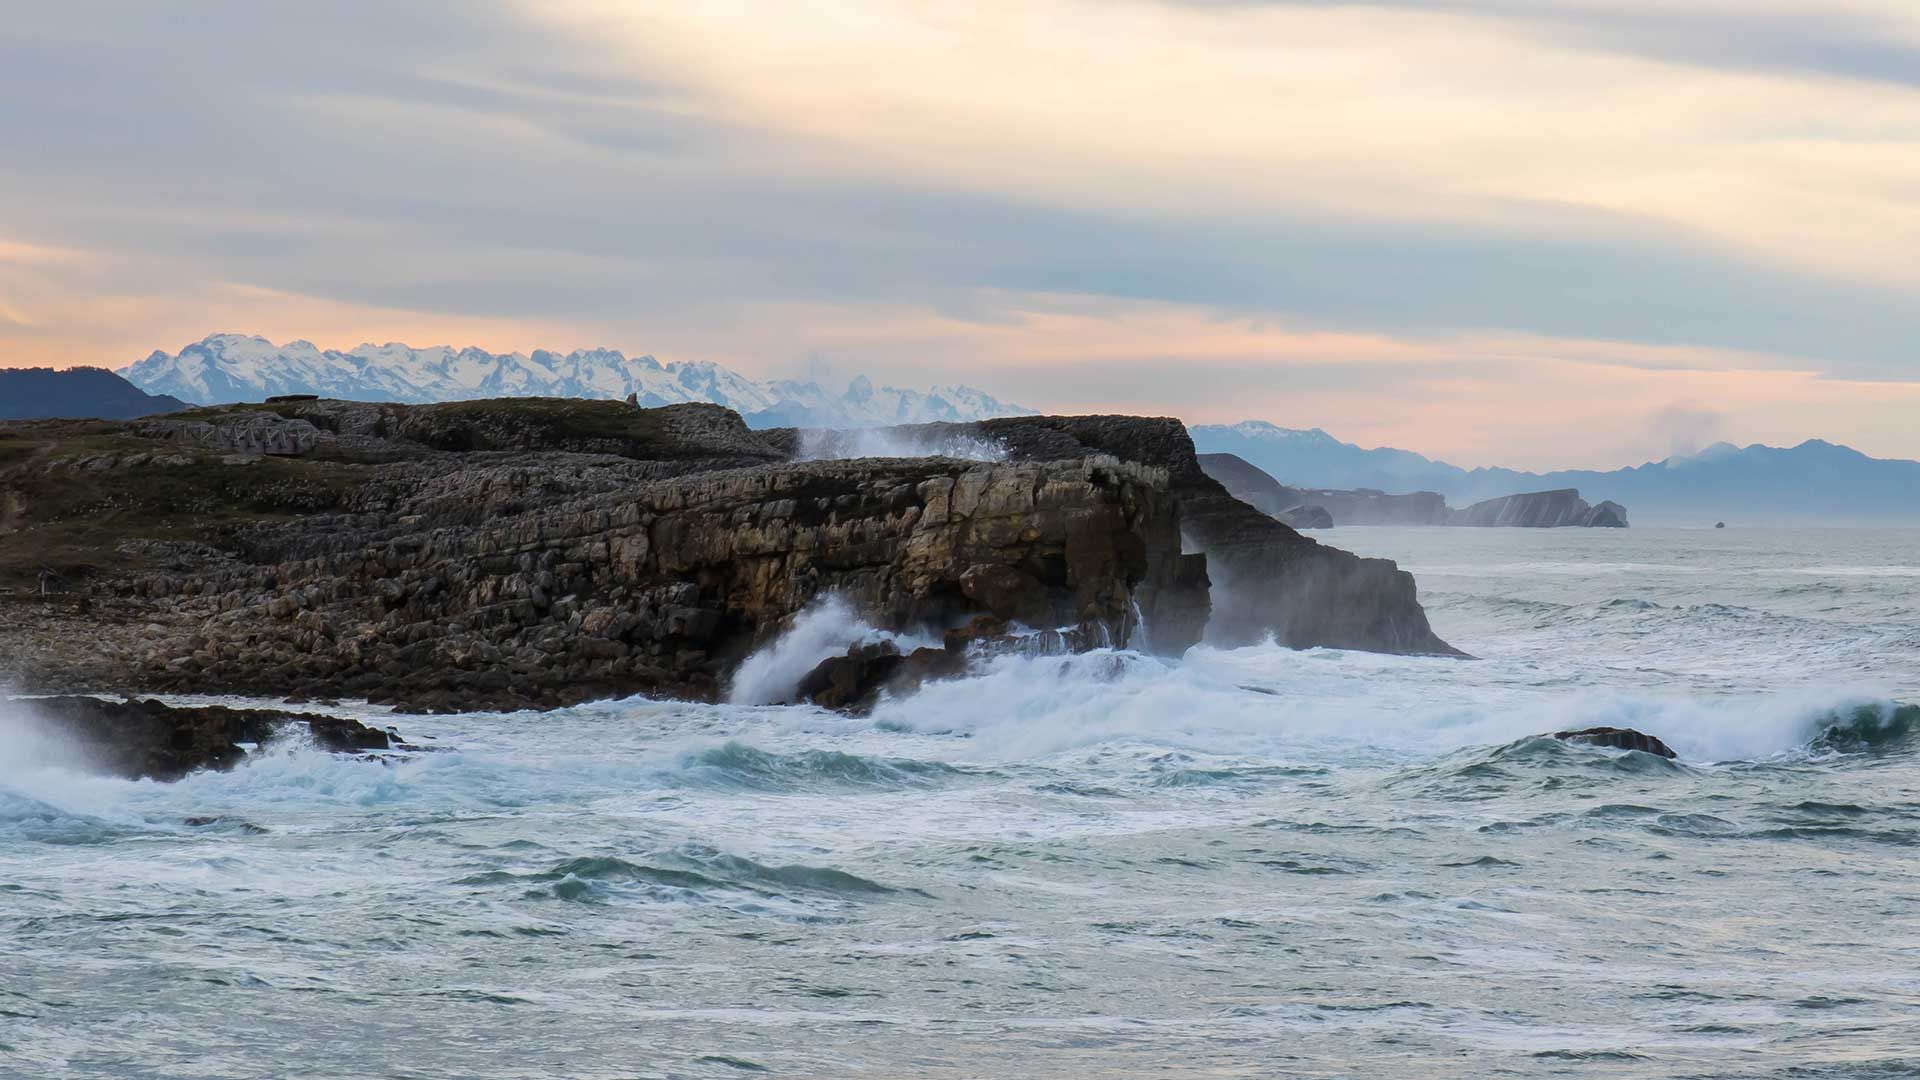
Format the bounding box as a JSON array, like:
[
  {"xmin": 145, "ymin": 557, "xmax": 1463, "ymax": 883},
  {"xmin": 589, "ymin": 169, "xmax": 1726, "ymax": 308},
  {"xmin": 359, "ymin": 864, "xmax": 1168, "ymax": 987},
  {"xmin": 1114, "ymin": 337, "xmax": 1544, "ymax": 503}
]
[
  {"xmin": 1182, "ymin": 1, "xmax": 1920, "ymax": 89},
  {"xmin": 1646, "ymin": 401, "xmax": 1728, "ymax": 458},
  {"xmin": 2, "ymin": 0, "xmax": 1919, "ymax": 465}
]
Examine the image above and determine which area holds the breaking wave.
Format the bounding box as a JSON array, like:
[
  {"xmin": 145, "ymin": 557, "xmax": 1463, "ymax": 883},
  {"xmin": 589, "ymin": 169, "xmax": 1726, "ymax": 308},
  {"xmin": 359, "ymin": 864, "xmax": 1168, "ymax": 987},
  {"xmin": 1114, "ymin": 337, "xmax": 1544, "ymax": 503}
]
[
  {"xmin": 675, "ymin": 742, "xmax": 975, "ymax": 791},
  {"xmin": 794, "ymin": 427, "xmax": 1007, "ymax": 463},
  {"xmin": 726, "ymin": 596, "xmax": 933, "ymax": 706}
]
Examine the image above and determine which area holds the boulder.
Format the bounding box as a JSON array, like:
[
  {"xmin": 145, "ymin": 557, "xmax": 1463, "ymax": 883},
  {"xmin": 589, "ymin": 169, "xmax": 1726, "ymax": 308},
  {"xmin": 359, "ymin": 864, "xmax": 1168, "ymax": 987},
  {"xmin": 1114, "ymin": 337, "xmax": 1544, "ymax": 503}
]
[
  {"xmin": 1551, "ymin": 726, "xmax": 1677, "ymax": 759},
  {"xmin": 13, "ymin": 696, "xmax": 406, "ymax": 781},
  {"xmin": 794, "ymin": 642, "xmax": 909, "ymax": 711}
]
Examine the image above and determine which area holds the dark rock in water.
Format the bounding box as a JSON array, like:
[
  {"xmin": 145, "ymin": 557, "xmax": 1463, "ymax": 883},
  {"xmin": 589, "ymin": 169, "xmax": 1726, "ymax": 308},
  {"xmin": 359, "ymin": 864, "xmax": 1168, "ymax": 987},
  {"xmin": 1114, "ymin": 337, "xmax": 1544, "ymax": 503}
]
[
  {"xmin": 795, "ymin": 642, "xmax": 909, "ymax": 711},
  {"xmin": 184, "ymin": 815, "xmax": 271, "ymax": 834},
  {"xmin": 1716, "ymin": 521, "xmax": 1726, "ymax": 529},
  {"xmin": 1551, "ymin": 726, "xmax": 1677, "ymax": 759},
  {"xmin": 795, "ymin": 638, "xmax": 973, "ymax": 713},
  {"xmin": 13, "ymin": 696, "xmax": 405, "ymax": 781}
]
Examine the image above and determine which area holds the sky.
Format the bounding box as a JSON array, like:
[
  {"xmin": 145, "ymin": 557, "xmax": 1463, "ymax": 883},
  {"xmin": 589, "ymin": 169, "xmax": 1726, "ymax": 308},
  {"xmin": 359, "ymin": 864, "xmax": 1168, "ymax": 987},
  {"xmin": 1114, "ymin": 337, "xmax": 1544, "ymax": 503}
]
[{"xmin": 3, "ymin": 0, "xmax": 1919, "ymax": 470}]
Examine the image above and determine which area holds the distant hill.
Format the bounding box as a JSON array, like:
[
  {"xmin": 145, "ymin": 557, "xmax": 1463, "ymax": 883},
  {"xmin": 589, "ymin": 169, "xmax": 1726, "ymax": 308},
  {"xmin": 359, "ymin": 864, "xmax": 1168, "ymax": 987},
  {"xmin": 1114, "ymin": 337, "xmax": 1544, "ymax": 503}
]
[
  {"xmin": 0, "ymin": 367, "xmax": 187, "ymax": 420},
  {"xmin": 1191, "ymin": 421, "xmax": 1920, "ymax": 524},
  {"xmin": 1198, "ymin": 452, "xmax": 1626, "ymax": 528},
  {"xmin": 120, "ymin": 333, "xmax": 1033, "ymax": 430}
]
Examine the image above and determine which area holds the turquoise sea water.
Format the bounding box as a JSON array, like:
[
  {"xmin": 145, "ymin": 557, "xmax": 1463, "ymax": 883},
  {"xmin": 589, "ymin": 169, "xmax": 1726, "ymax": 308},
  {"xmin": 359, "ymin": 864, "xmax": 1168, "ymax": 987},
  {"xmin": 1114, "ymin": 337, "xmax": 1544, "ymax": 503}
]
[{"xmin": 3, "ymin": 527, "xmax": 1917, "ymax": 1078}]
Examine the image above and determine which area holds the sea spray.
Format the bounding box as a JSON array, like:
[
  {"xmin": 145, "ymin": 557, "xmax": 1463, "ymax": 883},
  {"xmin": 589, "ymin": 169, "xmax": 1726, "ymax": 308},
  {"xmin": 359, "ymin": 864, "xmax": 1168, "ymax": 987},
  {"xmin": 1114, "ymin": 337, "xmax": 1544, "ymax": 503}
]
[
  {"xmin": 1128, "ymin": 595, "xmax": 1153, "ymax": 655},
  {"xmin": 5, "ymin": 526, "xmax": 1916, "ymax": 1077},
  {"xmin": 795, "ymin": 427, "xmax": 1008, "ymax": 463},
  {"xmin": 726, "ymin": 596, "xmax": 933, "ymax": 706},
  {"xmin": 861, "ymin": 640, "xmax": 1920, "ymax": 766}
]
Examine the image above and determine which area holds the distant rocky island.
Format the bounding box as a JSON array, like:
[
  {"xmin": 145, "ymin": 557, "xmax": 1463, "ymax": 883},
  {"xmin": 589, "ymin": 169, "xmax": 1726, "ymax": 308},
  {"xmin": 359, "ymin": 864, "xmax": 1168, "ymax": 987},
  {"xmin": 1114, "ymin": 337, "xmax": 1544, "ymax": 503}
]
[
  {"xmin": 0, "ymin": 399, "xmax": 1458, "ymax": 714},
  {"xmin": 1193, "ymin": 420, "xmax": 1920, "ymax": 525},
  {"xmin": 1199, "ymin": 453, "xmax": 1627, "ymax": 528}
]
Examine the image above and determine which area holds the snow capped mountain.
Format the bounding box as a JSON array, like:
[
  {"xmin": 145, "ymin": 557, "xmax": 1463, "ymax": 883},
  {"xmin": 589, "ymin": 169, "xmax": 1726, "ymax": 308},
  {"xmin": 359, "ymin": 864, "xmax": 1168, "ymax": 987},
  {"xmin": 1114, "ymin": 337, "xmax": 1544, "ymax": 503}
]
[
  {"xmin": 1221, "ymin": 421, "xmax": 1345, "ymax": 446},
  {"xmin": 120, "ymin": 334, "xmax": 1034, "ymax": 429},
  {"xmin": 1192, "ymin": 421, "xmax": 1920, "ymax": 523}
]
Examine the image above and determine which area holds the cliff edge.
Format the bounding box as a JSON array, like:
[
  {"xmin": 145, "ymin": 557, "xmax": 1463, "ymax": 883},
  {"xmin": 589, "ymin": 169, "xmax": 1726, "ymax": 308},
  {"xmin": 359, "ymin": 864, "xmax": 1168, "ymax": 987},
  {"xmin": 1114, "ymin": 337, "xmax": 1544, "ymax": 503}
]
[{"xmin": 1, "ymin": 399, "xmax": 1457, "ymax": 711}]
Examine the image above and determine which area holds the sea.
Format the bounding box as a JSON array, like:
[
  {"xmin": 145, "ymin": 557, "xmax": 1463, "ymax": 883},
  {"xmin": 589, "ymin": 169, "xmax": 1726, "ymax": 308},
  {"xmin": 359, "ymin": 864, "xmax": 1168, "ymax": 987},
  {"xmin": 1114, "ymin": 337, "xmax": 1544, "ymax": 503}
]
[{"xmin": 3, "ymin": 526, "xmax": 1918, "ymax": 1079}]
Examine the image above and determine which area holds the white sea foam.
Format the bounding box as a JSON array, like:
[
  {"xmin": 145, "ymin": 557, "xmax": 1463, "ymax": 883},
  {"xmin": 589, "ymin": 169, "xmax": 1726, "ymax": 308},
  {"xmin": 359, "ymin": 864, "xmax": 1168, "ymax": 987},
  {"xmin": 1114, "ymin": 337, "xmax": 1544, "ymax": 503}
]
[
  {"xmin": 4, "ymin": 527, "xmax": 1919, "ymax": 1078},
  {"xmin": 726, "ymin": 596, "xmax": 934, "ymax": 706},
  {"xmin": 793, "ymin": 427, "xmax": 1007, "ymax": 463}
]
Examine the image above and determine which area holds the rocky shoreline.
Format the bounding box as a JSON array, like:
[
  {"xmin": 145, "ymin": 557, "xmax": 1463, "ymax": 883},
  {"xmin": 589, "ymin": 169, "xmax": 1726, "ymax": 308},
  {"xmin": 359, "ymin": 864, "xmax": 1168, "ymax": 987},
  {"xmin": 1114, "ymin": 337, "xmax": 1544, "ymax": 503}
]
[
  {"xmin": 1, "ymin": 398, "xmax": 1458, "ymax": 713},
  {"xmin": 10, "ymin": 696, "xmax": 408, "ymax": 781}
]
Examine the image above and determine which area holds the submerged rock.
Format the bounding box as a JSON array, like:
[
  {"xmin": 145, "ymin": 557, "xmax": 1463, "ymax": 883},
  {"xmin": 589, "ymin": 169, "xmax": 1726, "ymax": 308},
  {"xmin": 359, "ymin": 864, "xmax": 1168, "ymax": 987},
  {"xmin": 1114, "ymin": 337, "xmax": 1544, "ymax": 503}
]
[
  {"xmin": 14, "ymin": 696, "xmax": 405, "ymax": 781},
  {"xmin": 1551, "ymin": 726, "xmax": 1677, "ymax": 759}
]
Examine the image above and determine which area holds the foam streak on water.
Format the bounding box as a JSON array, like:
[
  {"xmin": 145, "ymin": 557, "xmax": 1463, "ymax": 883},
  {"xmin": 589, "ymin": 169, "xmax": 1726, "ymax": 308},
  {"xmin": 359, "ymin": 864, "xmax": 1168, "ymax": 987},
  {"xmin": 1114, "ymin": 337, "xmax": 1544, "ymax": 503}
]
[{"xmin": 3, "ymin": 527, "xmax": 1919, "ymax": 1077}]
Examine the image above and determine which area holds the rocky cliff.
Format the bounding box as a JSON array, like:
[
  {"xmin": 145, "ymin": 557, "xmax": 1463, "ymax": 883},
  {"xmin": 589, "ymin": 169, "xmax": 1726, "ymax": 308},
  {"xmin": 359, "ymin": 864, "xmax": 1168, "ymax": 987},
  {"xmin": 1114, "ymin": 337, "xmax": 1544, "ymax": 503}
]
[
  {"xmin": 0, "ymin": 398, "xmax": 1455, "ymax": 711},
  {"xmin": 805, "ymin": 418, "xmax": 1459, "ymax": 655}
]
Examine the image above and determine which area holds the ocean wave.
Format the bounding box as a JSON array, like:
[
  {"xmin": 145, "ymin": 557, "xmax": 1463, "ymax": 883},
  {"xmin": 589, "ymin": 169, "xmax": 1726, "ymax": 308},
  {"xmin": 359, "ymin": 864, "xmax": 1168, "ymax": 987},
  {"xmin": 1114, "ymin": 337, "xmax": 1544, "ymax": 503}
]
[
  {"xmin": 858, "ymin": 636, "xmax": 1918, "ymax": 767},
  {"xmin": 460, "ymin": 846, "xmax": 913, "ymax": 908},
  {"xmin": 1807, "ymin": 702, "xmax": 1920, "ymax": 754},
  {"xmin": 674, "ymin": 742, "xmax": 977, "ymax": 792}
]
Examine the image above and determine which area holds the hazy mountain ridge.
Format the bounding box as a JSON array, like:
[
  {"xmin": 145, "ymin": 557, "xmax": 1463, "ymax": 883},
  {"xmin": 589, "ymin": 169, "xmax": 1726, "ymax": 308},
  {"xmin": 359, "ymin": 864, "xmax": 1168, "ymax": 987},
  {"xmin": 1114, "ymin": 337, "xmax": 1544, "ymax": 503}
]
[
  {"xmin": 0, "ymin": 366, "xmax": 187, "ymax": 420},
  {"xmin": 1193, "ymin": 421, "xmax": 1920, "ymax": 523},
  {"xmin": 120, "ymin": 334, "xmax": 1034, "ymax": 429}
]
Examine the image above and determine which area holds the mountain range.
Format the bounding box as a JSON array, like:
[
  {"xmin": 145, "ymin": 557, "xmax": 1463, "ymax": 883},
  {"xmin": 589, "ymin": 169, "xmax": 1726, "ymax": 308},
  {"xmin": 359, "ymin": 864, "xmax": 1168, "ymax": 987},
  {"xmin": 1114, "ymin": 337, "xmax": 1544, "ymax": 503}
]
[
  {"xmin": 119, "ymin": 334, "xmax": 1034, "ymax": 429},
  {"xmin": 1191, "ymin": 421, "xmax": 1920, "ymax": 524},
  {"xmin": 0, "ymin": 367, "xmax": 186, "ymax": 420}
]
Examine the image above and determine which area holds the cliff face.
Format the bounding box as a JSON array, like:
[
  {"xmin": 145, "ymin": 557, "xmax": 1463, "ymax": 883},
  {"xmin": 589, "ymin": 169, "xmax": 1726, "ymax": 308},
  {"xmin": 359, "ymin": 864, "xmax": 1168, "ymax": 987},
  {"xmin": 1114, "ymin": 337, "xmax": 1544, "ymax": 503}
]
[
  {"xmin": 1, "ymin": 399, "xmax": 1459, "ymax": 711},
  {"xmin": 846, "ymin": 417, "xmax": 1459, "ymax": 656},
  {"xmin": 1, "ymin": 400, "xmax": 1210, "ymax": 709}
]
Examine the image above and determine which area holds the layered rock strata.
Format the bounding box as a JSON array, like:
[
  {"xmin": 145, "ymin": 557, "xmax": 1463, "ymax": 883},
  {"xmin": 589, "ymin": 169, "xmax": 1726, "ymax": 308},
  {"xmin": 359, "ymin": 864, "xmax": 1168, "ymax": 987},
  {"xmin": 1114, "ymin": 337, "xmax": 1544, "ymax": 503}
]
[
  {"xmin": 2, "ymin": 398, "xmax": 1457, "ymax": 713},
  {"xmin": 792, "ymin": 416, "xmax": 1459, "ymax": 655},
  {"xmin": 2, "ymin": 401, "xmax": 1209, "ymax": 710}
]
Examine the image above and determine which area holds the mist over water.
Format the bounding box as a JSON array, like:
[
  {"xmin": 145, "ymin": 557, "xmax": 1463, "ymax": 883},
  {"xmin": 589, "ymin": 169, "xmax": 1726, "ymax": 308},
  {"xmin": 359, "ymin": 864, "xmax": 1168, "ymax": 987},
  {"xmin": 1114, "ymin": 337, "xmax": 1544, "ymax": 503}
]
[
  {"xmin": 793, "ymin": 426, "xmax": 1008, "ymax": 463},
  {"xmin": 4, "ymin": 527, "xmax": 1918, "ymax": 1077}
]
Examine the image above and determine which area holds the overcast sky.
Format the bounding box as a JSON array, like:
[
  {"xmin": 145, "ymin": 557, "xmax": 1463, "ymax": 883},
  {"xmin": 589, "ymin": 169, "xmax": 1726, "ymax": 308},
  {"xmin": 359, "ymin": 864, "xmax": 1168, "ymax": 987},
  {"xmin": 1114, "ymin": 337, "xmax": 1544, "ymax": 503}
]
[{"xmin": 4, "ymin": 0, "xmax": 1918, "ymax": 468}]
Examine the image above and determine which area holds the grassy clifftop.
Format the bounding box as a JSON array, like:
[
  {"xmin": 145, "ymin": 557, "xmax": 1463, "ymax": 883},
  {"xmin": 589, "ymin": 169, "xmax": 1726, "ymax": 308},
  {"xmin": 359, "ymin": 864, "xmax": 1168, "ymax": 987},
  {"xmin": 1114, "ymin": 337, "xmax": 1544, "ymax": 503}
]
[
  {"xmin": 0, "ymin": 397, "xmax": 786, "ymax": 594},
  {"xmin": 0, "ymin": 421, "xmax": 360, "ymax": 592}
]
